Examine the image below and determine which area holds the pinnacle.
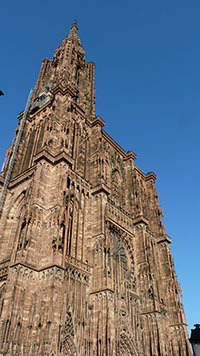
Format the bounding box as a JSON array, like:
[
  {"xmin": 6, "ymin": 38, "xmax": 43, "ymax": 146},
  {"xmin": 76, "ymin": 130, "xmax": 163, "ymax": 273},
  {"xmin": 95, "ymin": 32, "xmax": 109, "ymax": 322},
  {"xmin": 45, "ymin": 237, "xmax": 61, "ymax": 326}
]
[
  {"xmin": 53, "ymin": 20, "xmax": 83, "ymax": 62},
  {"xmin": 70, "ymin": 20, "xmax": 78, "ymax": 33},
  {"xmin": 66, "ymin": 19, "xmax": 83, "ymax": 49}
]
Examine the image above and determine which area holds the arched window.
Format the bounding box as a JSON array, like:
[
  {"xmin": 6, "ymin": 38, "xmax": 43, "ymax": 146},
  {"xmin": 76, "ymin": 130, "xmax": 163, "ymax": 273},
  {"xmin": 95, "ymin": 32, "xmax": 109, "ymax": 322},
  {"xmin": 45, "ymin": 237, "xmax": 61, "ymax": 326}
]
[
  {"xmin": 117, "ymin": 332, "xmax": 139, "ymax": 356},
  {"xmin": 60, "ymin": 308, "xmax": 78, "ymax": 356}
]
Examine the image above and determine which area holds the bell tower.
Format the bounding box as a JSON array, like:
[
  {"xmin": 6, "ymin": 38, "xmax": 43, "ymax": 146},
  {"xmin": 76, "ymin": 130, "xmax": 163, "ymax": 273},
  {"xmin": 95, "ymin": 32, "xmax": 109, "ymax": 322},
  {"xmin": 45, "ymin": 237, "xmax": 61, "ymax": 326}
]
[{"xmin": 0, "ymin": 22, "xmax": 191, "ymax": 356}]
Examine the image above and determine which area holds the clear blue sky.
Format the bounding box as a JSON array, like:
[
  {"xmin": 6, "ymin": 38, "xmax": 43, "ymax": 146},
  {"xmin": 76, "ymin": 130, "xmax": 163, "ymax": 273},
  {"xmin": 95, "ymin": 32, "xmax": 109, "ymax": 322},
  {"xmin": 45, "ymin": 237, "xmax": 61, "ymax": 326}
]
[{"xmin": 1, "ymin": 0, "xmax": 199, "ymax": 334}]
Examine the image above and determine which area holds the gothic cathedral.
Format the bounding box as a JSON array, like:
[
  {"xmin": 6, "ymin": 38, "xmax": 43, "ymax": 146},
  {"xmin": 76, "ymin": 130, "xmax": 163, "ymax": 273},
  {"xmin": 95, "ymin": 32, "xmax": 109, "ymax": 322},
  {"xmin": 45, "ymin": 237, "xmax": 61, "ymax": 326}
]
[{"xmin": 0, "ymin": 22, "xmax": 191, "ymax": 356}]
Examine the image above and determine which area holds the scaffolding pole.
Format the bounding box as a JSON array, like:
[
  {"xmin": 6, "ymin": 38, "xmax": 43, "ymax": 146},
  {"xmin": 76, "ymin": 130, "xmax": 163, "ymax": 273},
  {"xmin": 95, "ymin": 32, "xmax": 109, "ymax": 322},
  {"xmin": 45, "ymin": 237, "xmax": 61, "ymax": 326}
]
[{"xmin": 0, "ymin": 88, "xmax": 34, "ymax": 215}]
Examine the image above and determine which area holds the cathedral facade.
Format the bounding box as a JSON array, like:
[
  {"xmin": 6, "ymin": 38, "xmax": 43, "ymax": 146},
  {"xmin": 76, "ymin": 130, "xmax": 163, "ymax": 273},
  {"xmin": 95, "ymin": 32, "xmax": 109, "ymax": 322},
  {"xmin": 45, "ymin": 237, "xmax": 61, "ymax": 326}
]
[{"xmin": 0, "ymin": 22, "xmax": 191, "ymax": 356}]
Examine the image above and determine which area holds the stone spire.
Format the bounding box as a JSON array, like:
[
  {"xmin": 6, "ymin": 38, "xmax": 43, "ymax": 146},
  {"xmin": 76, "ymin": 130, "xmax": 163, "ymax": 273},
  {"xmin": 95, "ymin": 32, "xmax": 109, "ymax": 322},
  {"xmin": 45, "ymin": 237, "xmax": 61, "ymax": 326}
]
[
  {"xmin": 54, "ymin": 19, "xmax": 83, "ymax": 59},
  {"xmin": 70, "ymin": 19, "xmax": 78, "ymax": 34},
  {"xmin": 52, "ymin": 19, "xmax": 84, "ymax": 78},
  {"xmin": 33, "ymin": 21, "xmax": 96, "ymax": 118}
]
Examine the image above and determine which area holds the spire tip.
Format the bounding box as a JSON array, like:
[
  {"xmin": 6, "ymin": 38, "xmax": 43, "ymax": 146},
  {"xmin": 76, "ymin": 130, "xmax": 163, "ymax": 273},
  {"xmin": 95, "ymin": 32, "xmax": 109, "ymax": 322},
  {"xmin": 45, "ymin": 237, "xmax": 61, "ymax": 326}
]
[{"xmin": 70, "ymin": 20, "xmax": 78, "ymax": 33}]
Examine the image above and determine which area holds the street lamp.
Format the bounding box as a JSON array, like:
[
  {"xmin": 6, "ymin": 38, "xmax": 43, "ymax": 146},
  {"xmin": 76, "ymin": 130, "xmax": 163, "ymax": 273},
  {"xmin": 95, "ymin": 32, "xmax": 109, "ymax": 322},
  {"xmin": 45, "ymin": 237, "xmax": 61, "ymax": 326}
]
[{"xmin": 190, "ymin": 324, "xmax": 200, "ymax": 356}]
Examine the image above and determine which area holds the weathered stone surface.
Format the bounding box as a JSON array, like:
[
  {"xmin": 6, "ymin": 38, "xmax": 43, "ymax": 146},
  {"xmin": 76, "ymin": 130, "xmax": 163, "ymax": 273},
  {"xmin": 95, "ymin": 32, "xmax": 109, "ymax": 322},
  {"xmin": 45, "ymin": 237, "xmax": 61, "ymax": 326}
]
[{"xmin": 0, "ymin": 21, "xmax": 191, "ymax": 356}]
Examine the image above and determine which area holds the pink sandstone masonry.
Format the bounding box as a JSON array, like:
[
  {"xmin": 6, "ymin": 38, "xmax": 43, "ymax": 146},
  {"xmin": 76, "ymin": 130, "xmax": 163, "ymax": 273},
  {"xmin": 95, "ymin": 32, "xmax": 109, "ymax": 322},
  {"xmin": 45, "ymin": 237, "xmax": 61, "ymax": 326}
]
[{"xmin": 0, "ymin": 21, "xmax": 191, "ymax": 356}]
